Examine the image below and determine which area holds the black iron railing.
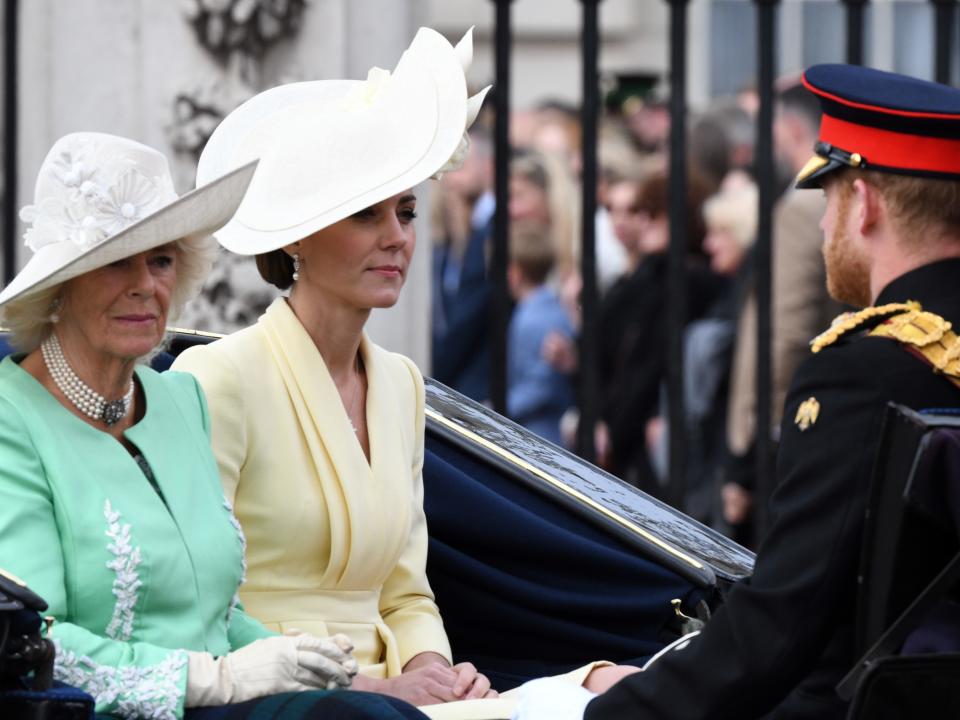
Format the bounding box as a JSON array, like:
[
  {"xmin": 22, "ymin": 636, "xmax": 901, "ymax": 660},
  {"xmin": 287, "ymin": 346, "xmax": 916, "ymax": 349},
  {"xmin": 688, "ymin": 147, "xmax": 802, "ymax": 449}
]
[
  {"xmin": 666, "ymin": 0, "xmax": 689, "ymax": 508},
  {"xmin": 934, "ymin": 0, "xmax": 957, "ymax": 84},
  {"xmin": 2, "ymin": 0, "xmax": 18, "ymax": 285},
  {"xmin": 844, "ymin": 0, "xmax": 866, "ymax": 65},
  {"xmin": 754, "ymin": 0, "xmax": 778, "ymax": 539},
  {"xmin": 490, "ymin": 0, "xmax": 514, "ymax": 416},
  {"xmin": 576, "ymin": 0, "xmax": 601, "ymax": 463}
]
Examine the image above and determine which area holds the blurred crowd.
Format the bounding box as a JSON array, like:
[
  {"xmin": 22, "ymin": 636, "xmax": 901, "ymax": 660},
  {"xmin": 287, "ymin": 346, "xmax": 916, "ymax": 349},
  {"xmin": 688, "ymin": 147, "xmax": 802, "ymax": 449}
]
[{"xmin": 430, "ymin": 79, "xmax": 842, "ymax": 546}]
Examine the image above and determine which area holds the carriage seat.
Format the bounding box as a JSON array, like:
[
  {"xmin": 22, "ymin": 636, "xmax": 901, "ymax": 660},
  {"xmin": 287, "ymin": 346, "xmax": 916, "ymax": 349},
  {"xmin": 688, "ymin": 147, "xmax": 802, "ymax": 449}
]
[{"xmin": 846, "ymin": 405, "xmax": 960, "ymax": 717}]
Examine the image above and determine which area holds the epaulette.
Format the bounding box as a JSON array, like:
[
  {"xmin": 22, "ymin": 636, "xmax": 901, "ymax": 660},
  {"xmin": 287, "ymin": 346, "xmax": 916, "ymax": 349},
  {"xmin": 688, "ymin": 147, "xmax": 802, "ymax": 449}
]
[
  {"xmin": 810, "ymin": 302, "xmax": 920, "ymax": 353},
  {"xmin": 868, "ymin": 307, "xmax": 960, "ymax": 388}
]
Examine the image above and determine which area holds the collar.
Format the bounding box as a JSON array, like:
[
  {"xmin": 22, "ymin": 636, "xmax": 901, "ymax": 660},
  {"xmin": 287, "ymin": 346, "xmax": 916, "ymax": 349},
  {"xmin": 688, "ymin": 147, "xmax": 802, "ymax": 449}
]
[
  {"xmin": 471, "ymin": 191, "xmax": 495, "ymax": 230},
  {"xmin": 875, "ymin": 258, "xmax": 960, "ymax": 306}
]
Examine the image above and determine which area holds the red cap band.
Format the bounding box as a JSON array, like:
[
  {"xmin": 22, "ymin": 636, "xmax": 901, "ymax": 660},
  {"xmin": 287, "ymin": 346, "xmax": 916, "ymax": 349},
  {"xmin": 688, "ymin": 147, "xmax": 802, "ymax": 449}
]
[{"xmin": 820, "ymin": 114, "xmax": 960, "ymax": 175}]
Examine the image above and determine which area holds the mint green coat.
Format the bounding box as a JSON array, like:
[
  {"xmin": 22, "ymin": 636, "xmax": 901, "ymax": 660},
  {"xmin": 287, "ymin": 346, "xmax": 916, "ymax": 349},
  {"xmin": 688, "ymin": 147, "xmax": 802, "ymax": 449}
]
[{"xmin": 0, "ymin": 357, "xmax": 272, "ymax": 719}]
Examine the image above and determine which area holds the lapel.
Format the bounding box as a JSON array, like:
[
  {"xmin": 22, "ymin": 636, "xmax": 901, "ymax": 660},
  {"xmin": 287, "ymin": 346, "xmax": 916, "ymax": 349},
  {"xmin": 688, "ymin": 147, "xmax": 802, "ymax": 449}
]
[
  {"xmin": 125, "ymin": 369, "xmax": 235, "ymax": 586},
  {"xmin": 362, "ymin": 340, "xmax": 416, "ymax": 574},
  {"xmin": 257, "ymin": 299, "xmax": 412, "ymax": 579},
  {"xmin": 260, "ymin": 298, "xmax": 372, "ymax": 483}
]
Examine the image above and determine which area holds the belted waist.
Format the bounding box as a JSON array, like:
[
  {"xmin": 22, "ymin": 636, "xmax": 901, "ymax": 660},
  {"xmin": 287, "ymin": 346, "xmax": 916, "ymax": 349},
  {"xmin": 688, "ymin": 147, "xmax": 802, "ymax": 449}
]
[{"xmin": 240, "ymin": 588, "xmax": 384, "ymax": 625}]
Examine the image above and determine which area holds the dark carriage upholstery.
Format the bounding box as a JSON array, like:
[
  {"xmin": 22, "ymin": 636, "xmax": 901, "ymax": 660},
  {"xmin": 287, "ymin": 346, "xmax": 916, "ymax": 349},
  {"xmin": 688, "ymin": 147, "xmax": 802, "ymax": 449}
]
[
  {"xmin": 423, "ymin": 439, "xmax": 705, "ymax": 690},
  {"xmin": 857, "ymin": 408, "xmax": 960, "ymax": 653}
]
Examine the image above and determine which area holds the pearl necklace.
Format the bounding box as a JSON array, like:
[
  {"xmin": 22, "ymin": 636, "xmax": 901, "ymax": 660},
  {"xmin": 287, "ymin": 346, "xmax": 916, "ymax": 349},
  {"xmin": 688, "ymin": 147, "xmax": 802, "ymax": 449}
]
[{"xmin": 41, "ymin": 334, "xmax": 134, "ymax": 426}]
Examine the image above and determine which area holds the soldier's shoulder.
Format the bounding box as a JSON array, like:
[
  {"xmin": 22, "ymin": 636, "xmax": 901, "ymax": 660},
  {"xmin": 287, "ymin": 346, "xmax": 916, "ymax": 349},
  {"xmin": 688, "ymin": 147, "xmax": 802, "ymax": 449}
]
[
  {"xmin": 799, "ymin": 303, "xmax": 960, "ymax": 389},
  {"xmin": 810, "ymin": 302, "xmax": 921, "ymax": 353}
]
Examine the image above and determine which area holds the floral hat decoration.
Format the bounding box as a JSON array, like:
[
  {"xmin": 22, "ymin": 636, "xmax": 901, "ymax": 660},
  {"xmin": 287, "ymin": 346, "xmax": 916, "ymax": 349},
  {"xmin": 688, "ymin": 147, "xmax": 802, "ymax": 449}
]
[
  {"xmin": 196, "ymin": 26, "xmax": 489, "ymax": 255},
  {"xmin": 0, "ymin": 132, "xmax": 257, "ymax": 307}
]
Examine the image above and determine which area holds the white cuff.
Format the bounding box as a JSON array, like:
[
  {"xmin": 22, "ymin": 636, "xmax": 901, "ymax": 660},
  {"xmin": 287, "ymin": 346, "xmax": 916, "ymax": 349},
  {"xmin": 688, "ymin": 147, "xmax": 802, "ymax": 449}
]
[{"xmin": 511, "ymin": 677, "xmax": 596, "ymax": 720}]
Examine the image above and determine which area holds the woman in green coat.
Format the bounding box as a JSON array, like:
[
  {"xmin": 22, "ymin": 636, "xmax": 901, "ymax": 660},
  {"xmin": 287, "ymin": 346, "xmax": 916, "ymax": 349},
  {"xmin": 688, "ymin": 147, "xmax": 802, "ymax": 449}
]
[{"xmin": 0, "ymin": 131, "xmax": 428, "ymax": 720}]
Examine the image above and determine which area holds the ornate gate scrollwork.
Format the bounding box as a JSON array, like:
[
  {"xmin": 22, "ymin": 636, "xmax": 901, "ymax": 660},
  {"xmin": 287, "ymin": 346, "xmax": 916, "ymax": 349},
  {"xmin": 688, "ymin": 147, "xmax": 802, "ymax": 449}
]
[{"xmin": 170, "ymin": 0, "xmax": 309, "ymax": 332}]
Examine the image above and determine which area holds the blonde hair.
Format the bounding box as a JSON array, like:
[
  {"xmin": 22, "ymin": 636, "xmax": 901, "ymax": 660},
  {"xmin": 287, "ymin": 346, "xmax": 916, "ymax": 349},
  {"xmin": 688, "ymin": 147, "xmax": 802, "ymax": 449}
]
[
  {"xmin": 1, "ymin": 235, "xmax": 218, "ymax": 353},
  {"xmin": 510, "ymin": 151, "xmax": 579, "ymax": 277},
  {"xmin": 509, "ymin": 221, "xmax": 556, "ymax": 285},
  {"xmin": 703, "ymin": 184, "xmax": 759, "ymax": 249}
]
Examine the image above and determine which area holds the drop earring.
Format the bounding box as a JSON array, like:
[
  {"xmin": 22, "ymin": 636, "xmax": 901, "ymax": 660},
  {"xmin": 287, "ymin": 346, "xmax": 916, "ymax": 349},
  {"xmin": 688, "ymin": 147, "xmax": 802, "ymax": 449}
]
[
  {"xmin": 292, "ymin": 253, "xmax": 301, "ymax": 282},
  {"xmin": 48, "ymin": 296, "xmax": 62, "ymax": 324}
]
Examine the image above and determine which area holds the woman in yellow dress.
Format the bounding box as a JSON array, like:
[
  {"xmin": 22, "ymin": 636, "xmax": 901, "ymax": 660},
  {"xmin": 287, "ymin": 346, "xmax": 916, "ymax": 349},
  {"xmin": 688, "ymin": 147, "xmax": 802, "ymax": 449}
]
[{"xmin": 172, "ymin": 27, "xmax": 495, "ymax": 708}]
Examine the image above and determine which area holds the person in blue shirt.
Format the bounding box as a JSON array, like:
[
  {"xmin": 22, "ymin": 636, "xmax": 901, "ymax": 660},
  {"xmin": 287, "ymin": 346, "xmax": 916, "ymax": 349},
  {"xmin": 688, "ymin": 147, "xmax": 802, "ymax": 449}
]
[{"xmin": 506, "ymin": 221, "xmax": 575, "ymax": 445}]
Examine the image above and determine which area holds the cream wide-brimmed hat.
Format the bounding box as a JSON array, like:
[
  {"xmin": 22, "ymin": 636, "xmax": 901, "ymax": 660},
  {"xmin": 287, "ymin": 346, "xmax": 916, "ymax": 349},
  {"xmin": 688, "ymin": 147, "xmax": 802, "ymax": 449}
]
[
  {"xmin": 197, "ymin": 26, "xmax": 489, "ymax": 255},
  {"xmin": 0, "ymin": 132, "xmax": 257, "ymax": 307}
]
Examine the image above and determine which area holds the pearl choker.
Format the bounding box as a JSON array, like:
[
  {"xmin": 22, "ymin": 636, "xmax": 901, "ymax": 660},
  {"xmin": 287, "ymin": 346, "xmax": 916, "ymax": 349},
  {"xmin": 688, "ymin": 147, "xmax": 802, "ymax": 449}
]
[{"xmin": 41, "ymin": 334, "xmax": 134, "ymax": 426}]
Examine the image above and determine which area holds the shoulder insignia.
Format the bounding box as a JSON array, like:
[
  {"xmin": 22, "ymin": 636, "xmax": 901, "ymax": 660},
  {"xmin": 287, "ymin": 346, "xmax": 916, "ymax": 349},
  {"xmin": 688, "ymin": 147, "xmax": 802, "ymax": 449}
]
[
  {"xmin": 869, "ymin": 309, "xmax": 960, "ymax": 386},
  {"xmin": 810, "ymin": 301, "xmax": 921, "ymax": 353},
  {"xmin": 794, "ymin": 397, "xmax": 820, "ymax": 431}
]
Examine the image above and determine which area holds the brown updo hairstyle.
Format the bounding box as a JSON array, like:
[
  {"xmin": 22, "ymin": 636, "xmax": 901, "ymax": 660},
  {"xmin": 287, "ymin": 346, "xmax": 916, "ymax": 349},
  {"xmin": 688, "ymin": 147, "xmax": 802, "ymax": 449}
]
[{"xmin": 256, "ymin": 249, "xmax": 296, "ymax": 290}]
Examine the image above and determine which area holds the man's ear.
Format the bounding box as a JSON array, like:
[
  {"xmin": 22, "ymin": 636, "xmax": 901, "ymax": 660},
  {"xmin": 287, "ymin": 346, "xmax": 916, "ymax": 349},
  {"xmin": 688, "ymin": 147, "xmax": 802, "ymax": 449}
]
[{"xmin": 851, "ymin": 178, "xmax": 881, "ymax": 236}]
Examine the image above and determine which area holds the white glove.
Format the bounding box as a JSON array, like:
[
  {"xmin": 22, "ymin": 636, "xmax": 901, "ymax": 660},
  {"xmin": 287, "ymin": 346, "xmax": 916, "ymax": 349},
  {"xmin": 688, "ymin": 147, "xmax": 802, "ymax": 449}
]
[
  {"xmin": 186, "ymin": 633, "xmax": 359, "ymax": 707},
  {"xmin": 511, "ymin": 677, "xmax": 596, "ymax": 720}
]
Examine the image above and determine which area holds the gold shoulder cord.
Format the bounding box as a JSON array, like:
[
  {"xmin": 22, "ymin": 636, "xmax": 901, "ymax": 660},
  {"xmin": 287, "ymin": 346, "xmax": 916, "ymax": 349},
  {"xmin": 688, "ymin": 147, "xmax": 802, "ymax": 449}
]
[
  {"xmin": 868, "ymin": 307, "xmax": 960, "ymax": 390},
  {"xmin": 810, "ymin": 302, "xmax": 920, "ymax": 353}
]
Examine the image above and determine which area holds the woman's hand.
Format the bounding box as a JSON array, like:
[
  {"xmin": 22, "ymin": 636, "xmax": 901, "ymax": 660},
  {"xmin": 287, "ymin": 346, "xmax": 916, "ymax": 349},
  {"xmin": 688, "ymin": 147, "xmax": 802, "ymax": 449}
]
[
  {"xmin": 186, "ymin": 633, "xmax": 358, "ymax": 707},
  {"xmin": 451, "ymin": 661, "xmax": 498, "ymax": 700},
  {"xmin": 404, "ymin": 653, "xmax": 497, "ymax": 701},
  {"xmin": 354, "ymin": 662, "xmax": 458, "ymax": 705},
  {"xmin": 353, "ymin": 656, "xmax": 498, "ymax": 706}
]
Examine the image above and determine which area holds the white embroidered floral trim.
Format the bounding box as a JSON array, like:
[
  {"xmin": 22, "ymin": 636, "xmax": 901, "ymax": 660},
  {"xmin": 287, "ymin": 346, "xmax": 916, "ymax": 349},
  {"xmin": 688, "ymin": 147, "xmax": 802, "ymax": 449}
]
[
  {"xmin": 223, "ymin": 496, "xmax": 247, "ymax": 626},
  {"xmin": 53, "ymin": 639, "xmax": 186, "ymax": 720},
  {"xmin": 104, "ymin": 500, "xmax": 143, "ymax": 642},
  {"xmin": 20, "ymin": 141, "xmax": 177, "ymax": 253}
]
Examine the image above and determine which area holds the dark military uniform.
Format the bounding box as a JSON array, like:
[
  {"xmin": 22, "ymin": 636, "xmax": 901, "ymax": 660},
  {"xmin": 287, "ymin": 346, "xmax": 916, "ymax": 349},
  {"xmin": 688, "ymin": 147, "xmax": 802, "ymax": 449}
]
[{"xmin": 585, "ymin": 258, "xmax": 960, "ymax": 719}]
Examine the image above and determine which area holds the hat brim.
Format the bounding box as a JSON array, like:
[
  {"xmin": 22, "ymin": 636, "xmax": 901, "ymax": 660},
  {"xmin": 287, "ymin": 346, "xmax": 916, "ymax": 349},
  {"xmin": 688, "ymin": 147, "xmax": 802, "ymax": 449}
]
[
  {"xmin": 0, "ymin": 161, "xmax": 258, "ymax": 307},
  {"xmin": 795, "ymin": 153, "xmax": 845, "ymax": 189},
  {"xmin": 197, "ymin": 27, "xmax": 469, "ymax": 255}
]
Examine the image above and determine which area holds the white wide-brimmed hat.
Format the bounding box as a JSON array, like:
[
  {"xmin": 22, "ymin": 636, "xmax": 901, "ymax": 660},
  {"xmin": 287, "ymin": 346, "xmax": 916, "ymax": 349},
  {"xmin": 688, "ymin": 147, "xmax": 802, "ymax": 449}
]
[
  {"xmin": 197, "ymin": 26, "xmax": 489, "ymax": 255},
  {"xmin": 0, "ymin": 132, "xmax": 257, "ymax": 307}
]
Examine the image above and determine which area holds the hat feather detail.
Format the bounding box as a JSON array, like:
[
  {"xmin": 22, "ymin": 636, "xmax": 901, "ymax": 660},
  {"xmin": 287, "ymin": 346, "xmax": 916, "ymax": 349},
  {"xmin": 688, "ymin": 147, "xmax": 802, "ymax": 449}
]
[{"xmin": 455, "ymin": 27, "xmax": 474, "ymax": 73}]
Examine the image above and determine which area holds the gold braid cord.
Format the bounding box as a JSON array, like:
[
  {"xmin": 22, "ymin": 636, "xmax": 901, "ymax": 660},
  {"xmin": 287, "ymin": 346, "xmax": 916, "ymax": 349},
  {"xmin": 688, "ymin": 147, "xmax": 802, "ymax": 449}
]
[
  {"xmin": 810, "ymin": 302, "xmax": 921, "ymax": 353},
  {"xmin": 868, "ymin": 308, "xmax": 960, "ymax": 389}
]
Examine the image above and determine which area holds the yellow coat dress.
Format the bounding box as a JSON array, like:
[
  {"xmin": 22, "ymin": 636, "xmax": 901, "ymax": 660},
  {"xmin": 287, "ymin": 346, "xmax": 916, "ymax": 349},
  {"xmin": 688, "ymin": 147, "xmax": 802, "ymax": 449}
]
[{"xmin": 173, "ymin": 298, "xmax": 452, "ymax": 680}]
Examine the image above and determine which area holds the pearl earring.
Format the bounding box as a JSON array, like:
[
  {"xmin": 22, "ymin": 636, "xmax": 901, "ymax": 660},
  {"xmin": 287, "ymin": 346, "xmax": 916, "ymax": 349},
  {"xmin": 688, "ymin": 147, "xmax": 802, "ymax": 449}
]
[{"xmin": 292, "ymin": 253, "xmax": 301, "ymax": 282}]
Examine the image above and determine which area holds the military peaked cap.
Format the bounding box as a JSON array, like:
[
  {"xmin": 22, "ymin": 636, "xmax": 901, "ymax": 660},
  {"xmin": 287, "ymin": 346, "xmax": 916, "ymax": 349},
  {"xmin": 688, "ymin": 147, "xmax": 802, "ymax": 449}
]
[{"xmin": 796, "ymin": 64, "xmax": 960, "ymax": 188}]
